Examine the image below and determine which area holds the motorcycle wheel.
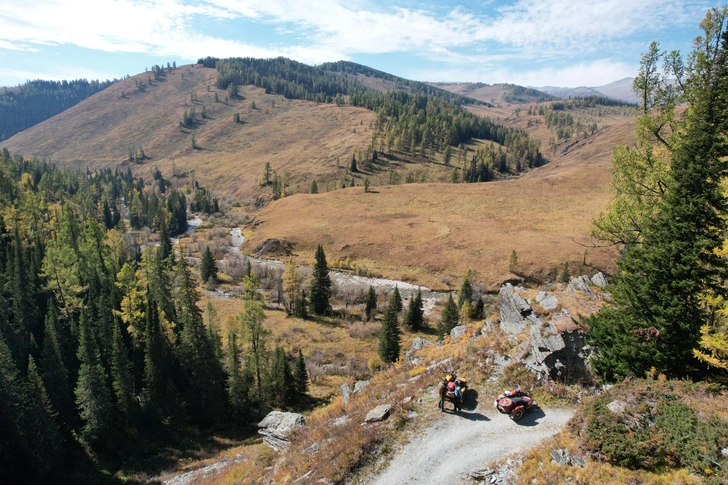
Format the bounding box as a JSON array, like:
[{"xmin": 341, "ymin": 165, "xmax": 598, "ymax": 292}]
[{"xmin": 511, "ymin": 408, "xmax": 525, "ymax": 421}]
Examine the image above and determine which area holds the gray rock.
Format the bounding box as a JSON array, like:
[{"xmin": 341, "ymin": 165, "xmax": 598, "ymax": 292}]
[
  {"xmin": 568, "ymin": 276, "xmax": 596, "ymax": 299},
  {"xmin": 722, "ymin": 447, "xmax": 728, "ymax": 458},
  {"xmin": 535, "ymin": 291, "xmax": 547, "ymax": 303},
  {"xmin": 607, "ymin": 400, "xmax": 627, "ymax": 414},
  {"xmin": 426, "ymin": 357, "xmax": 453, "ymax": 373},
  {"xmin": 258, "ymin": 411, "xmax": 306, "ymax": 451},
  {"xmin": 450, "ymin": 325, "xmax": 468, "ymax": 340},
  {"xmin": 353, "ymin": 380, "xmax": 370, "ymax": 394},
  {"xmin": 340, "ymin": 383, "xmax": 352, "ymax": 403},
  {"xmin": 570, "ymin": 455, "xmax": 587, "ymax": 468},
  {"xmin": 365, "ymin": 404, "xmax": 392, "ymax": 423},
  {"xmin": 406, "ymin": 338, "xmax": 435, "ymax": 364},
  {"xmin": 499, "ymin": 284, "xmax": 541, "ymax": 334},
  {"xmin": 539, "ymin": 294, "xmax": 559, "ymax": 311},
  {"xmin": 470, "ymin": 468, "xmax": 495, "ymax": 479},
  {"xmin": 329, "ymin": 415, "xmax": 350, "ymax": 427},
  {"xmin": 591, "ymin": 272, "xmax": 608, "ymax": 287},
  {"xmin": 410, "ymin": 337, "xmax": 435, "ymax": 352},
  {"xmin": 550, "ymin": 449, "xmax": 571, "ymax": 466}
]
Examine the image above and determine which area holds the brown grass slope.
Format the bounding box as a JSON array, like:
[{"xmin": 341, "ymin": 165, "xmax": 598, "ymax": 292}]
[
  {"xmin": 2, "ymin": 64, "xmax": 379, "ymax": 198},
  {"xmin": 4, "ymin": 63, "xmax": 634, "ymax": 288},
  {"xmin": 244, "ymin": 99, "xmax": 635, "ymax": 290}
]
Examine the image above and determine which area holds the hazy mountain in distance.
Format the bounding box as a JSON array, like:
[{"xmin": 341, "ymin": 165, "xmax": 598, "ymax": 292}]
[{"xmin": 534, "ymin": 77, "xmax": 638, "ymax": 104}]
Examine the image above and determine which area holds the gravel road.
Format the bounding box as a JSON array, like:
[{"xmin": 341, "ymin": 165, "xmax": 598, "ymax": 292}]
[{"xmin": 364, "ymin": 402, "xmax": 574, "ymax": 485}]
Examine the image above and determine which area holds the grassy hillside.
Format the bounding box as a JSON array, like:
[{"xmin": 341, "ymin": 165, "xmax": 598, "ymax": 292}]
[
  {"xmin": 241, "ymin": 97, "xmax": 635, "ymax": 290},
  {"xmin": 1, "ymin": 64, "xmax": 387, "ymax": 198}
]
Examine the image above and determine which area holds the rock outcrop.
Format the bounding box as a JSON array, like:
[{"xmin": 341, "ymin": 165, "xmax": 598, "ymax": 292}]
[
  {"xmin": 568, "ymin": 275, "xmax": 596, "ymax": 299},
  {"xmin": 499, "ymin": 284, "xmax": 541, "ymax": 335},
  {"xmin": 499, "ymin": 283, "xmax": 591, "ymax": 382},
  {"xmin": 365, "ymin": 404, "xmax": 392, "ymax": 423},
  {"xmin": 405, "ymin": 337, "xmax": 435, "ymax": 364},
  {"xmin": 257, "ymin": 411, "xmax": 306, "ymax": 451},
  {"xmin": 591, "ymin": 272, "xmax": 608, "ymax": 287}
]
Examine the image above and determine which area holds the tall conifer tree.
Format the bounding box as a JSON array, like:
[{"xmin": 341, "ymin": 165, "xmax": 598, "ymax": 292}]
[
  {"xmin": 309, "ymin": 244, "xmax": 331, "ymax": 315},
  {"xmin": 74, "ymin": 310, "xmax": 113, "ymax": 444}
]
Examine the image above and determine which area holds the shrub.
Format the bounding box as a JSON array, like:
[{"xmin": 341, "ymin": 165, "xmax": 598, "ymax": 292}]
[{"xmin": 576, "ymin": 380, "xmax": 728, "ymax": 477}]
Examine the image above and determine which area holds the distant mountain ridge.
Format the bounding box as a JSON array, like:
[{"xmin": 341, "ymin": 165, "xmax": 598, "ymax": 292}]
[{"xmin": 533, "ymin": 78, "xmax": 638, "ymax": 104}]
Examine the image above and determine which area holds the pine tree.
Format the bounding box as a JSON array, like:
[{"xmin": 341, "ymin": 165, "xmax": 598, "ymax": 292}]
[
  {"xmin": 438, "ymin": 293, "xmax": 459, "ymax": 338},
  {"xmin": 227, "ymin": 330, "xmax": 251, "ymax": 418},
  {"xmin": 40, "ymin": 309, "xmax": 73, "ymax": 425},
  {"xmin": 350, "ymin": 155, "xmax": 358, "ymax": 173},
  {"xmin": 378, "ymin": 293, "xmax": 401, "ymax": 364},
  {"xmin": 557, "ymin": 262, "xmax": 570, "ymax": 284},
  {"xmin": 392, "ymin": 286, "xmax": 403, "ymax": 313},
  {"xmin": 587, "ymin": 10, "xmax": 728, "ymax": 381},
  {"xmin": 142, "ymin": 297, "xmax": 164, "ymax": 421},
  {"xmin": 272, "ymin": 346, "xmax": 295, "ymax": 407},
  {"xmin": 293, "ymin": 290, "xmax": 308, "ymax": 319},
  {"xmin": 365, "ymin": 286, "xmax": 377, "ymax": 321},
  {"xmin": 404, "ymin": 288, "xmax": 425, "ymax": 331},
  {"xmin": 458, "ymin": 269, "xmax": 473, "ymax": 308},
  {"xmin": 0, "ymin": 333, "xmax": 33, "ymax": 482},
  {"xmin": 309, "ymin": 244, "xmax": 331, "ymax": 315},
  {"xmin": 204, "ymin": 301, "xmax": 223, "ymax": 362},
  {"xmin": 25, "ymin": 355, "xmax": 62, "ymax": 472},
  {"xmin": 309, "ymin": 180, "xmax": 318, "ymax": 194},
  {"xmin": 110, "ymin": 319, "xmax": 135, "ymax": 427},
  {"xmin": 200, "ymin": 246, "xmax": 218, "ymax": 284},
  {"xmin": 176, "ymin": 252, "xmax": 227, "ymax": 423},
  {"xmin": 293, "ymin": 349, "xmax": 308, "ymax": 396},
  {"xmin": 74, "ymin": 310, "xmax": 113, "ymax": 444}
]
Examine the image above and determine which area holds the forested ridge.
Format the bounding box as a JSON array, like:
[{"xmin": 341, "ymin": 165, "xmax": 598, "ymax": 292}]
[
  {"xmin": 0, "ymin": 79, "xmax": 114, "ymax": 142},
  {"xmin": 0, "ymin": 149, "xmax": 305, "ymax": 484},
  {"xmin": 198, "ymin": 56, "xmax": 545, "ymax": 171}
]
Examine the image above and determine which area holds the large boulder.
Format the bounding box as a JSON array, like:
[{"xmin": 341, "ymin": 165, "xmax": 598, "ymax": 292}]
[
  {"xmin": 499, "ymin": 284, "xmax": 541, "ymax": 334},
  {"xmin": 257, "ymin": 411, "xmax": 306, "ymax": 451},
  {"xmin": 539, "ymin": 294, "xmax": 559, "ymax": 311},
  {"xmin": 450, "ymin": 325, "xmax": 468, "ymax": 340},
  {"xmin": 353, "ymin": 380, "xmax": 370, "ymax": 394},
  {"xmin": 365, "ymin": 404, "xmax": 392, "ymax": 423},
  {"xmin": 591, "ymin": 272, "xmax": 608, "ymax": 287}
]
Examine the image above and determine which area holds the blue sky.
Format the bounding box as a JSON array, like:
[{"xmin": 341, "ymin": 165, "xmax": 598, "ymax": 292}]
[{"xmin": 0, "ymin": 0, "xmax": 711, "ymax": 89}]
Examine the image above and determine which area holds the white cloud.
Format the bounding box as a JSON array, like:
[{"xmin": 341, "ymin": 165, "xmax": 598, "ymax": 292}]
[
  {"xmin": 0, "ymin": 0, "xmax": 707, "ymax": 87},
  {"xmin": 408, "ymin": 59, "xmax": 637, "ymax": 88},
  {"xmin": 0, "ymin": 0, "xmax": 706, "ymax": 61}
]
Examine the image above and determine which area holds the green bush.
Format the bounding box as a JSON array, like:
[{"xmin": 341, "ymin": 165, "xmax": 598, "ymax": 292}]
[{"xmin": 578, "ymin": 380, "xmax": 728, "ymax": 478}]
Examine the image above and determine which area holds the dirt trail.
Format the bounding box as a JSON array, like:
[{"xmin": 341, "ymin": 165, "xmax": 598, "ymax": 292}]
[{"xmin": 364, "ymin": 402, "xmax": 574, "ymax": 485}]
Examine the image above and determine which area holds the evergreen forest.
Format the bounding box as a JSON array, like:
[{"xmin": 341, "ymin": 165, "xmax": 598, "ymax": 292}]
[
  {"xmin": 198, "ymin": 56, "xmax": 546, "ymax": 171},
  {"xmin": 0, "ymin": 149, "xmax": 305, "ymax": 484},
  {"xmin": 0, "ymin": 79, "xmax": 114, "ymax": 142}
]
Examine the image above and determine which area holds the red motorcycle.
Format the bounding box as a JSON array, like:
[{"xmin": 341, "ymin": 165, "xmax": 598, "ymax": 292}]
[{"xmin": 494, "ymin": 388, "xmax": 535, "ymax": 421}]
